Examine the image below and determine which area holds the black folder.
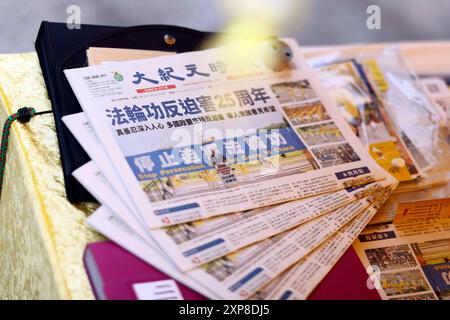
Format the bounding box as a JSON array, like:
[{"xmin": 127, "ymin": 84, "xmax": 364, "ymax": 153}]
[{"xmin": 35, "ymin": 21, "xmax": 217, "ymax": 202}]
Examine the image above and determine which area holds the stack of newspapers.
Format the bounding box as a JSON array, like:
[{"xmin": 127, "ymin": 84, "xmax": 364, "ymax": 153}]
[{"xmin": 63, "ymin": 39, "xmax": 397, "ymax": 299}]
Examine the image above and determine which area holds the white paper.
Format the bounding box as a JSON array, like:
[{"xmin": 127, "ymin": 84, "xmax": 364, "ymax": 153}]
[{"xmin": 133, "ymin": 279, "xmax": 183, "ymax": 300}]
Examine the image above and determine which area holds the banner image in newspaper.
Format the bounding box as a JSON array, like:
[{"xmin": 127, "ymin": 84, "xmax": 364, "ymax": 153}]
[
  {"xmin": 250, "ymin": 188, "xmax": 393, "ymax": 300},
  {"xmin": 186, "ymin": 194, "xmax": 382, "ymax": 299},
  {"xmin": 353, "ymin": 198, "xmax": 450, "ymax": 300},
  {"xmin": 64, "ymin": 38, "xmax": 390, "ymax": 228}
]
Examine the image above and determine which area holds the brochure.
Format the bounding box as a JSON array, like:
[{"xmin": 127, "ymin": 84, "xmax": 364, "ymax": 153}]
[{"xmin": 353, "ymin": 198, "xmax": 450, "ymax": 300}]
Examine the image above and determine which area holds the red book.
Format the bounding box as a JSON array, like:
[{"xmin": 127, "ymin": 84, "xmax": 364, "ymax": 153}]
[{"xmin": 84, "ymin": 241, "xmax": 380, "ymax": 300}]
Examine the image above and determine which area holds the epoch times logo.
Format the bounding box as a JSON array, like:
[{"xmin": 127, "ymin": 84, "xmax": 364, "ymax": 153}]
[{"xmin": 113, "ymin": 72, "xmax": 124, "ymax": 82}]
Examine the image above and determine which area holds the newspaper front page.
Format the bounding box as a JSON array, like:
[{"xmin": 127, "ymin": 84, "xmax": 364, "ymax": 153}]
[{"xmin": 64, "ymin": 38, "xmax": 390, "ymax": 228}]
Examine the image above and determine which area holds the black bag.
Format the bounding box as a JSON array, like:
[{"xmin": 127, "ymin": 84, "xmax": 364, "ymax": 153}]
[{"xmin": 35, "ymin": 22, "xmax": 217, "ymax": 202}]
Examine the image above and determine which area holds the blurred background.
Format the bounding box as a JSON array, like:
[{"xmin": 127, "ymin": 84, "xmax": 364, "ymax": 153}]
[{"xmin": 0, "ymin": 0, "xmax": 450, "ymax": 53}]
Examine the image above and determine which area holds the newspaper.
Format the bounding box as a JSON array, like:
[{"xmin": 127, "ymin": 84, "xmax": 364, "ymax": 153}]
[
  {"xmin": 74, "ymin": 126, "xmax": 395, "ymax": 299},
  {"xmin": 353, "ymin": 198, "xmax": 450, "ymax": 300},
  {"xmin": 64, "ymin": 38, "xmax": 390, "ymax": 228},
  {"xmin": 73, "ymin": 134, "xmax": 393, "ymax": 299},
  {"xmin": 66, "ymin": 111, "xmax": 395, "ymax": 271}
]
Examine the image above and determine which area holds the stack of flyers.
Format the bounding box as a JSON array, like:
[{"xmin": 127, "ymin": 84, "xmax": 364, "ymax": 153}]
[
  {"xmin": 62, "ymin": 38, "xmax": 397, "ymax": 299},
  {"xmin": 314, "ymin": 60, "xmax": 424, "ymax": 182}
]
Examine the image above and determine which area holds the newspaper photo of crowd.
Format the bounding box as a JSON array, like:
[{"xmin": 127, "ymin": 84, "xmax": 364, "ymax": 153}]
[
  {"xmin": 281, "ymin": 101, "xmax": 331, "ymax": 126},
  {"xmin": 311, "ymin": 143, "xmax": 361, "ymax": 168},
  {"xmin": 381, "ymin": 269, "xmax": 431, "ymax": 297},
  {"xmin": 296, "ymin": 121, "xmax": 345, "ymax": 146},
  {"xmin": 271, "ymin": 80, "xmax": 316, "ymax": 104},
  {"xmin": 364, "ymin": 244, "xmax": 418, "ymax": 272},
  {"xmin": 390, "ymin": 293, "xmax": 436, "ymax": 300}
]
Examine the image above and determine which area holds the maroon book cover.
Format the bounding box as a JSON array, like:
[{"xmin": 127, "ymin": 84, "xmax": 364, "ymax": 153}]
[
  {"xmin": 308, "ymin": 246, "xmax": 380, "ymax": 300},
  {"xmin": 83, "ymin": 241, "xmax": 380, "ymax": 300}
]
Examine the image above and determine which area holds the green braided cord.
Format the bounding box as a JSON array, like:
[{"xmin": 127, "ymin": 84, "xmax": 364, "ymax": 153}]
[{"xmin": 0, "ymin": 107, "xmax": 36, "ymax": 199}]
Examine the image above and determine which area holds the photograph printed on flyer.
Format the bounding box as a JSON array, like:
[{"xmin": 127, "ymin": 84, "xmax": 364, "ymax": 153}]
[{"xmin": 353, "ymin": 203, "xmax": 450, "ymax": 301}]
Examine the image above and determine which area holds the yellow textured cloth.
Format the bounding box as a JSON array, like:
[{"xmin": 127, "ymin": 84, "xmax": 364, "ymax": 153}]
[{"xmin": 0, "ymin": 52, "xmax": 102, "ymax": 299}]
